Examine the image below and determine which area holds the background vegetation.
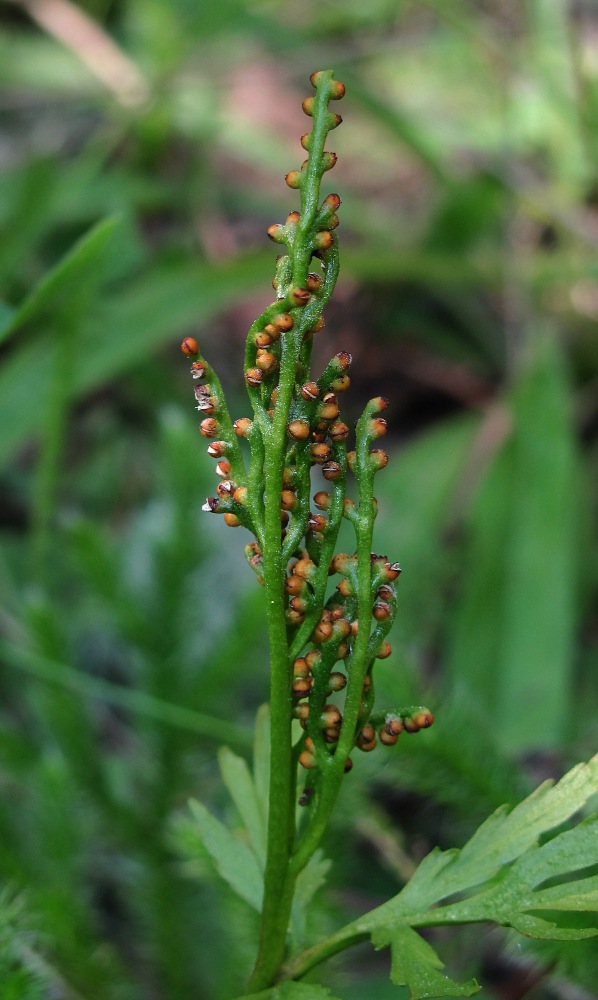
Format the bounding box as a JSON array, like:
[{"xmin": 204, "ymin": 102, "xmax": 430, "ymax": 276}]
[{"xmin": 0, "ymin": 1, "xmax": 597, "ymax": 997}]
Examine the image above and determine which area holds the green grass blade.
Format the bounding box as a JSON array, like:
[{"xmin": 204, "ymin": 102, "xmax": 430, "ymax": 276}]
[
  {"xmin": 449, "ymin": 335, "xmax": 580, "ymax": 751},
  {"xmin": 0, "ymin": 217, "xmax": 120, "ymax": 345},
  {"xmin": 0, "ymin": 639, "xmax": 251, "ymax": 749}
]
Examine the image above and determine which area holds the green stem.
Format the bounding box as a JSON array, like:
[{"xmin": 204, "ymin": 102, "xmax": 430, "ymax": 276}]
[
  {"xmin": 282, "ymin": 893, "xmax": 494, "ymax": 983},
  {"xmin": 282, "ymin": 925, "xmax": 369, "ymax": 982},
  {"xmin": 295, "ymin": 74, "xmax": 338, "ymax": 277},
  {"xmin": 248, "ymin": 535, "xmax": 295, "ymax": 988},
  {"xmin": 247, "ymin": 301, "xmax": 307, "ymax": 996},
  {"xmin": 247, "ymin": 70, "xmax": 345, "ymax": 990}
]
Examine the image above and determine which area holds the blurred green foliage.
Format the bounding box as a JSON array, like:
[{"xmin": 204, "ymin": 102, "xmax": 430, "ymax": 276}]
[{"xmin": 0, "ymin": 0, "xmax": 597, "ymax": 997}]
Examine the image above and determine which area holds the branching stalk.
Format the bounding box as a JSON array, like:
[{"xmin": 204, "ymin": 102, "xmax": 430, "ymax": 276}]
[{"xmin": 180, "ymin": 70, "xmax": 434, "ymax": 991}]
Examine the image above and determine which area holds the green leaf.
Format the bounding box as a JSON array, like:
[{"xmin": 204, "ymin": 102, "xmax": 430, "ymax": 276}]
[
  {"xmin": 494, "ymin": 335, "xmax": 579, "ymax": 751},
  {"xmin": 371, "ymin": 926, "xmax": 479, "ymax": 999},
  {"xmin": 294, "ymin": 757, "xmax": 598, "ymax": 989},
  {"xmin": 376, "ymin": 414, "xmax": 479, "ymax": 653},
  {"xmin": 235, "ymin": 984, "xmax": 342, "ymax": 1000},
  {"xmin": 0, "ymin": 216, "xmax": 119, "ymax": 344},
  {"xmin": 448, "ymin": 336, "xmax": 580, "ymax": 751},
  {"xmin": 441, "ymin": 816, "xmax": 598, "ymax": 940},
  {"xmin": 72, "ymin": 252, "xmax": 272, "ymax": 393},
  {"xmin": 531, "ymin": 875, "xmax": 598, "ymax": 912},
  {"xmin": 375, "ymin": 752, "xmax": 598, "ymax": 917},
  {"xmin": 187, "ymin": 799, "xmax": 263, "ymax": 911},
  {"xmin": 218, "ymin": 746, "xmax": 266, "ymax": 868},
  {"xmin": 0, "ymin": 250, "xmax": 271, "ymax": 469},
  {"xmin": 0, "ymin": 158, "xmax": 60, "ymax": 293}
]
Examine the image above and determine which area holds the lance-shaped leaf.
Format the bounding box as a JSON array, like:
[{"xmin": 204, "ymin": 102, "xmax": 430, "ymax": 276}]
[
  {"xmin": 218, "ymin": 731, "xmax": 331, "ymax": 943},
  {"xmin": 187, "ymin": 799, "xmax": 263, "ymax": 911},
  {"xmin": 0, "ymin": 216, "xmax": 119, "ymax": 346},
  {"xmin": 219, "ymin": 747, "xmax": 266, "ymax": 868}
]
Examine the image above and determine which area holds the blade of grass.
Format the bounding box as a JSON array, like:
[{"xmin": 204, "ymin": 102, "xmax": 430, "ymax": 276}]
[
  {"xmin": 28, "ymin": 224, "xmax": 118, "ymax": 580},
  {"xmin": 0, "ymin": 216, "xmax": 120, "ymax": 346},
  {"xmin": 496, "ymin": 334, "xmax": 579, "ymax": 751},
  {"xmin": 0, "ymin": 639, "xmax": 252, "ymax": 750},
  {"xmin": 0, "ymin": 250, "xmax": 271, "ymax": 469},
  {"xmin": 449, "ymin": 334, "xmax": 580, "ymax": 752}
]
